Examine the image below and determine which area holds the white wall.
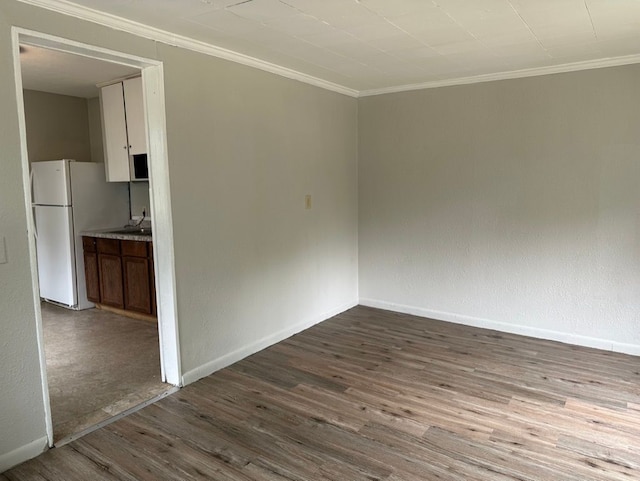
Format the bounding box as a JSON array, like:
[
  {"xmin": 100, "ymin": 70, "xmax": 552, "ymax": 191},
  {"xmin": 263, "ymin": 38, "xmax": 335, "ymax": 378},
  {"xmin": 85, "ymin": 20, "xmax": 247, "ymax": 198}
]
[
  {"xmin": 160, "ymin": 44, "xmax": 358, "ymax": 380},
  {"xmin": 0, "ymin": 0, "xmax": 358, "ymax": 470},
  {"xmin": 0, "ymin": 12, "xmax": 48, "ymax": 469},
  {"xmin": 359, "ymin": 64, "xmax": 640, "ymax": 353},
  {"xmin": 129, "ymin": 181, "xmax": 150, "ymax": 220},
  {"xmin": 87, "ymin": 97, "xmax": 104, "ymax": 164},
  {"xmin": 22, "ymin": 89, "xmax": 92, "ymax": 163}
]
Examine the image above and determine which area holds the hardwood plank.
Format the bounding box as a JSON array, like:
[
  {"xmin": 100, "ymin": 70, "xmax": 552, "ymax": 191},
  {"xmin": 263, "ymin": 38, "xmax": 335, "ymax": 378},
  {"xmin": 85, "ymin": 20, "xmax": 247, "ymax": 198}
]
[{"xmin": 6, "ymin": 305, "xmax": 640, "ymax": 480}]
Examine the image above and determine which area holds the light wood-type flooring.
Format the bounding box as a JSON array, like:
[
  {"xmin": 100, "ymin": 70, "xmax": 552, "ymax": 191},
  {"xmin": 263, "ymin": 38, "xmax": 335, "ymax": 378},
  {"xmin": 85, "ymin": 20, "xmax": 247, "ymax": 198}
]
[
  {"xmin": 5, "ymin": 306, "xmax": 640, "ymax": 479},
  {"xmin": 41, "ymin": 302, "xmax": 169, "ymax": 443}
]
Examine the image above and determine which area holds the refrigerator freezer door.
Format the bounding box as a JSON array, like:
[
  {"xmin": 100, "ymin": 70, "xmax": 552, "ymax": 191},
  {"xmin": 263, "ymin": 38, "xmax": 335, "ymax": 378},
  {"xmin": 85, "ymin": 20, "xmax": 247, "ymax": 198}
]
[
  {"xmin": 35, "ymin": 205, "xmax": 77, "ymax": 306},
  {"xmin": 32, "ymin": 160, "xmax": 72, "ymax": 206}
]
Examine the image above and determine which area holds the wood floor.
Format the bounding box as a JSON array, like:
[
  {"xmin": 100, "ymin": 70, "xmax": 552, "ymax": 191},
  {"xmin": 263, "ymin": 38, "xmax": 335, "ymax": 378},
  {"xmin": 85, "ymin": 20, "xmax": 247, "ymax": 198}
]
[{"xmin": 5, "ymin": 306, "xmax": 640, "ymax": 480}]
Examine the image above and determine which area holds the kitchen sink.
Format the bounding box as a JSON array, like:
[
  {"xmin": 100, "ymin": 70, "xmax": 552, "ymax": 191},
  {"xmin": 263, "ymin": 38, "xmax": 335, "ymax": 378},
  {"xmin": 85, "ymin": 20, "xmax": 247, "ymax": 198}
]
[{"xmin": 110, "ymin": 228, "xmax": 152, "ymax": 236}]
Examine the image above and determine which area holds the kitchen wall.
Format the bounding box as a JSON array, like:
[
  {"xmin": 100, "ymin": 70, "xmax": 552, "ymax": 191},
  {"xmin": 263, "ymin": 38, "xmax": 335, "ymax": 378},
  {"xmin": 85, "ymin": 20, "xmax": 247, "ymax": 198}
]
[
  {"xmin": 129, "ymin": 181, "xmax": 150, "ymax": 219},
  {"xmin": 22, "ymin": 89, "xmax": 92, "ymax": 163},
  {"xmin": 87, "ymin": 97, "xmax": 104, "ymax": 164},
  {"xmin": 359, "ymin": 64, "xmax": 640, "ymax": 353},
  {"xmin": 0, "ymin": 0, "xmax": 358, "ymax": 470}
]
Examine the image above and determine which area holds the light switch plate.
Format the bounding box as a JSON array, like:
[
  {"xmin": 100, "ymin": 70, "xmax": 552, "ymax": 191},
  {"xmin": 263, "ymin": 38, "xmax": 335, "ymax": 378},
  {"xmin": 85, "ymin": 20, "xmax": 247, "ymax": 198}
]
[{"xmin": 0, "ymin": 236, "xmax": 7, "ymax": 264}]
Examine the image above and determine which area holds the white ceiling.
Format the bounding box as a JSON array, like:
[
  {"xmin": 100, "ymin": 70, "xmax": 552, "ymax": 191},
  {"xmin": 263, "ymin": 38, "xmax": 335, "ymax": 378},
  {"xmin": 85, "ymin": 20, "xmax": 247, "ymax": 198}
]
[
  {"xmin": 20, "ymin": 44, "xmax": 140, "ymax": 98},
  {"xmin": 18, "ymin": 0, "xmax": 640, "ymax": 95}
]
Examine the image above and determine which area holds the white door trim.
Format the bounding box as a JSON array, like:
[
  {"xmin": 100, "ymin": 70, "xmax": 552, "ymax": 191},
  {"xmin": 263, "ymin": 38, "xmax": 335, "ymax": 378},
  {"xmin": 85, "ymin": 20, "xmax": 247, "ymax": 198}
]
[{"xmin": 11, "ymin": 27, "xmax": 182, "ymax": 446}]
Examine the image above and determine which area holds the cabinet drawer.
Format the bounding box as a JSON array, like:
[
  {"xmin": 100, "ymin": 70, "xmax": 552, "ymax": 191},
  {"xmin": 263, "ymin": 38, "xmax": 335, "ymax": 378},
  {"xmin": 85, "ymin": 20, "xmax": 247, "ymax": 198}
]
[
  {"xmin": 82, "ymin": 236, "xmax": 97, "ymax": 253},
  {"xmin": 97, "ymin": 238, "xmax": 120, "ymax": 255},
  {"xmin": 121, "ymin": 239, "xmax": 148, "ymax": 258}
]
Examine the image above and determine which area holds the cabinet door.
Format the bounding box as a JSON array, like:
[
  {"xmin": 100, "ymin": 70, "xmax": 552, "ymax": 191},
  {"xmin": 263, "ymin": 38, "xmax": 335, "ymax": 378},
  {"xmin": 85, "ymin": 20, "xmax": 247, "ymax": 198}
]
[
  {"xmin": 101, "ymin": 82, "xmax": 130, "ymax": 182},
  {"xmin": 123, "ymin": 256, "xmax": 152, "ymax": 314},
  {"xmin": 98, "ymin": 253, "xmax": 124, "ymax": 308},
  {"xmin": 123, "ymin": 77, "xmax": 147, "ymax": 156},
  {"xmin": 150, "ymin": 252, "xmax": 156, "ymax": 316},
  {"xmin": 83, "ymin": 251, "xmax": 101, "ymax": 303}
]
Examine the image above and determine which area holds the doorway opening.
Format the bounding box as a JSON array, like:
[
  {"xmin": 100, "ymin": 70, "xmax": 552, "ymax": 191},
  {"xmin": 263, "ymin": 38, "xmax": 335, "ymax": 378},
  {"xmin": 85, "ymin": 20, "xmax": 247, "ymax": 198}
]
[{"xmin": 11, "ymin": 28, "xmax": 181, "ymax": 447}]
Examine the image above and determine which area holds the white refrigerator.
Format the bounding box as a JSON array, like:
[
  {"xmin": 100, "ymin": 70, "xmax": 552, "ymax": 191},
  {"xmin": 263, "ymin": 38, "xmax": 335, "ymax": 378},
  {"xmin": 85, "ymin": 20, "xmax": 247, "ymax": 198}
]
[{"xmin": 32, "ymin": 159, "xmax": 129, "ymax": 310}]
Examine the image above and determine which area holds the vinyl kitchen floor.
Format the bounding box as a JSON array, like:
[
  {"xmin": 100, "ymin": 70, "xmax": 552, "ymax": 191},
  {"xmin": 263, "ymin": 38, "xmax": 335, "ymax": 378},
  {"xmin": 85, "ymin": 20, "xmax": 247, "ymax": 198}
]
[{"xmin": 41, "ymin": 302, "xmax": 170, "ymax": 444}]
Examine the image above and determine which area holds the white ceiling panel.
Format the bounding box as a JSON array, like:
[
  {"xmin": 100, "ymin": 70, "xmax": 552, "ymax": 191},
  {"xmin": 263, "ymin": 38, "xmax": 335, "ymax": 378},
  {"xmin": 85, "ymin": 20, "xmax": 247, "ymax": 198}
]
[
  {"xmin": 266, "ymin": 14, "xmax": 337, "ymax": 37},
  {"xmin": 186, "ymin": 9, "xmax": 260, "ymax": 35},
  {"xmin": 360, "ymin": 0, "xmax": 436, "ymax": 18},
  {"xmin": 15, "ymin": 0, "xmax": 640, "ymax": 94},
  {"xmin": 228, "ymin": 0, "xmax": 297, "ymax": 23},
  {"xmin": 299, "ymin": 29, "xmax": 358, "ymax": 49},
  {"xmin": 390, "ymin": 46, "xmax": 441, "ymax": 62},
  {"xmin": 413, "ymin": 25, "xmax": 475, "ymax": 48},
  {"xmin": 387, "ymin": 9, "xmax": 458, "ymax": 34}
]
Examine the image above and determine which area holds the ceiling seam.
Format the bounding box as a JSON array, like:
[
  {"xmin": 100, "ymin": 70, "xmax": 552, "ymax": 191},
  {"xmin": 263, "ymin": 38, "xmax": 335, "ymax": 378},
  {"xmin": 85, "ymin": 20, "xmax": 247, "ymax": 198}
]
[
  {"xmin": 506, "ymin": 0, "xmax": 551, "ymax": 59},
  {"xmin": 584, "ymin": 1, "xmax": 598, "ymax": 40}
]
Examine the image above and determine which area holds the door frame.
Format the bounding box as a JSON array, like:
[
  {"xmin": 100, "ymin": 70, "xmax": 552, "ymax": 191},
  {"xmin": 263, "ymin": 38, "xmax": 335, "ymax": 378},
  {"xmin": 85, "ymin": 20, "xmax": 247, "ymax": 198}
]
[{"xmin": 11, "ymin": 27, "xmax": 182, "ymax": 447}]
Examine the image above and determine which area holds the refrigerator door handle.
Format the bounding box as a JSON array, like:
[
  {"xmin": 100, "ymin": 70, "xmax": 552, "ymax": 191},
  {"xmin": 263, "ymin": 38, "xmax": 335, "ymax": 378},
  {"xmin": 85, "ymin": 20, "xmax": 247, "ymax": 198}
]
[
  {"xmin": 30, "ymin": 168, "xmax": 35, "ymax": 203},
  {"xmin": 30, "ymin": 169, "xmax": 38, "ymax": 239},
  {"xmin": 32, "ymin": 206, "xmax": 38, "ymax": 240}
]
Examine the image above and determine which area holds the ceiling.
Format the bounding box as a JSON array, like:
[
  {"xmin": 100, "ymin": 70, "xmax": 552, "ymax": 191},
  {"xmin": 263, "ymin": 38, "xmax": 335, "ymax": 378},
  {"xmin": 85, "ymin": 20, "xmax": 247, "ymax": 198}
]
[
  {"xmin": 18, "ymin": 0, "xmax": 640, "ymax": 96},
  {"xmin": 20, "ymin": 44, "xmax": 140, "ymax": 98}
]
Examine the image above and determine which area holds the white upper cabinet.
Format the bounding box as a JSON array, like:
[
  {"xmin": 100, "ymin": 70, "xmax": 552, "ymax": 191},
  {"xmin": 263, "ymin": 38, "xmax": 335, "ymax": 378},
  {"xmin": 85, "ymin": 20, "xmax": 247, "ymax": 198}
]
[
  {"xmin": 101, "ymin": 82, "xmax": 129, "ymax": 182},
  {"xmin": 100, "ymin": 76, "xmax": 147, "ymax": 182},
  {"xmin": 123, "ymin": 77, "xmax": 146, "ymax": 156}
]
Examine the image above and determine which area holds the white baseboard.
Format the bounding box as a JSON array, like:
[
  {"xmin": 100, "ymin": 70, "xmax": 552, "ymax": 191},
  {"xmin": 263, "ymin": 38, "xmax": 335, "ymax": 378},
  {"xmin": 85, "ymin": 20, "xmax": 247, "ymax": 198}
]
[
  {"xmin": 181, "ymin": 299, "xmax": 358, "ymax": 385},
  {"xmin": 0, "ymin": 436, "xmax": 48, "ymax": 473},
  {"xmin": 360, "ymin": 298, "xmax": 640, "ymax": 356}
]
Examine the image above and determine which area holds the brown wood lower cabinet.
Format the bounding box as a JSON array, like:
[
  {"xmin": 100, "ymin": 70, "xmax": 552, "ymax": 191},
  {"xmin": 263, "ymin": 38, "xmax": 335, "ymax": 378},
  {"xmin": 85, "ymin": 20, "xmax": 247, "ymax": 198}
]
[
  {"xmin": 121, "ymin": 238, "xmax": 153, "ymax": 314},
  {"xmin": 82, "ymin": 235, "xmax": 155, "ymax": 317},
  {"xmin": 82, "ymin": 237, "xmax": 100, "ymax": 303},
  {"xmin": 149, "ymin": 241, "xmax": 156, "ymax": 316},
  {"xmin": 98, "ymin": 254, "xmax": 124, "ymax": 308},
  {"xmin": 97, "ymin": 238, "xmax": 124, "ymax": 308},
  {"xmin": 123, "ymin": 256, "xmax": 151, "ymax": 313}
]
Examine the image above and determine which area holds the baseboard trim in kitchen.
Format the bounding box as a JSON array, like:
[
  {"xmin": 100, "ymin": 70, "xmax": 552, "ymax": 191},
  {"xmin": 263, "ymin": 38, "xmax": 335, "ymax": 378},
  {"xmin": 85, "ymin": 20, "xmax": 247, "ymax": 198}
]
[
  {"xmin": 54, "ymin": 386, "xmax": 179, "ymax": 448},
  {"xmin": 181, "ymin": 299, "xmax": 359, "ymax": 386},
  {"xmin": 95, "ymin": 303, "xmax": 157, "ymax": 323},
  {"xmin": 360, "ymin": 298, "xmax": 640, "ymax": 356}
]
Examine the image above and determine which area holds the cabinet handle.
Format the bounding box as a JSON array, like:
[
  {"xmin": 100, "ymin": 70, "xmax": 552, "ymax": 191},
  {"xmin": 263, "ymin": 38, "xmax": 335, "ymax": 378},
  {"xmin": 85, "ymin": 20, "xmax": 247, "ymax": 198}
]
[{"xmin": 123, "ymin": 145, "xmax": 127, "ymax": 149}]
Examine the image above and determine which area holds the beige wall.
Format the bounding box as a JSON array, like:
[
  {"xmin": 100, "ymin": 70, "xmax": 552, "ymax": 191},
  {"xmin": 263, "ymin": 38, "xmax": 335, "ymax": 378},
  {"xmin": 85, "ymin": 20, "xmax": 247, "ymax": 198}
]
[
  {"xmin": 0, "ymin": 0, "xmax": 358, "ymax": 468},
  {"xmin": 129, "ymin": 181, "xmax": 150, "ymax": 219},
  {"xmin": 359, "ymin": 64, "xmax": 640, "ymax": 352},
  {"xmin": 160, "ymin": 44, "xmax": 358, "ymax": 376},
  {"xmin": 0, "ymin": 10, "xmax": 48, "ymax": 467},
  {"xmin": 87, "ymin": 97, "xmax": 104, "ymax": 164},
  {"xmin": 22, "ymin": 89, "xmax": 92, "ymax": 163}
]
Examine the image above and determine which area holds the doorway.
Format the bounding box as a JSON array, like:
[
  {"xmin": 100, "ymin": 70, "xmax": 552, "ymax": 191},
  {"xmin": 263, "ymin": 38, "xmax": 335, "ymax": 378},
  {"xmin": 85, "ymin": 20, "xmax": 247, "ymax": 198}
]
[{"xmin": 11, "ymin": 28, "xmax": 181, "ymax": 446}]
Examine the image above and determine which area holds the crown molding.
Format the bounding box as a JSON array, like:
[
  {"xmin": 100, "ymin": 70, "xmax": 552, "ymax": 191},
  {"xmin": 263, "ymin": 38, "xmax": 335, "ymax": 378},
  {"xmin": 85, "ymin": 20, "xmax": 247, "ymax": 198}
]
[
  {"xmin": 15, "ymin": 0, "xmax": 359, "ymax": 98},
  {"xmin": 16, "ymin": 0, "xmax": 640, "ymax": 99},
  {"xmin": 358, "ymin": 54, "xmax": 640, "ymax": 97}
]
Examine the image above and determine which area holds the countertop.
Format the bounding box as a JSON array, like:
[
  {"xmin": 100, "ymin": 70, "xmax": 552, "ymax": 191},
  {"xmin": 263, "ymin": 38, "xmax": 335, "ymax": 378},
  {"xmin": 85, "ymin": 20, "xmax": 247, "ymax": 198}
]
[{"xmin": 81, "ymin": 227, "xmax": 152, "ymax": 242}]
